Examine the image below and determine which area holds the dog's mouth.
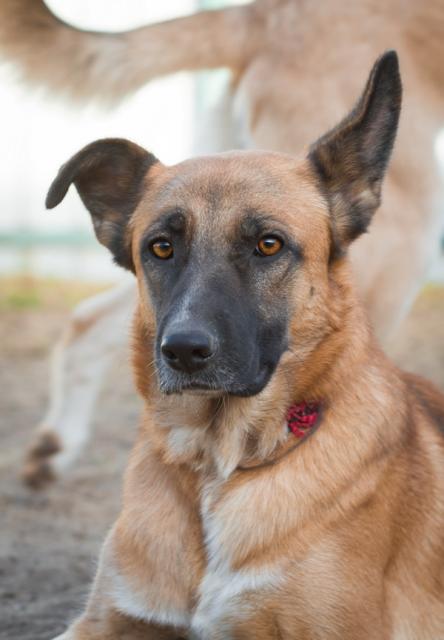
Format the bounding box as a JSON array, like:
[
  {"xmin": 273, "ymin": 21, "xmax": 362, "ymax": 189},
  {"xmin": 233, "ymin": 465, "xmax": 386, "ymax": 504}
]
[
  {"xmin": 157, "ymin": 364, "xmax": 275, "ymax": 398},
  {"xmin": 160, "ymin": 378, "xmax": 226, "ymax": 397}
]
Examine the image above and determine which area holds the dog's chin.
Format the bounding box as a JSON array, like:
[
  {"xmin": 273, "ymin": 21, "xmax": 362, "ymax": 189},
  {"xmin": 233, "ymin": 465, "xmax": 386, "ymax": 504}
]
[{"xmin": 181, "ymin": 387, "xmax": 225, "ymax": 397}]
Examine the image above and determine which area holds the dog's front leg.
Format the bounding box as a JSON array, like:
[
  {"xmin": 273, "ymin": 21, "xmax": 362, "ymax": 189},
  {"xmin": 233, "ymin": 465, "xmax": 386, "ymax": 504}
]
[
  {"xmin": 52, "ymin": 610, "xmax": 184, "ymax": 640},
  {"xmin": 53, "ymin": 524, "xmax": 193, "ymax": 640},
  {"xmin": 52, "ymin": 578, "xmax": 187, "ymax": 640}
]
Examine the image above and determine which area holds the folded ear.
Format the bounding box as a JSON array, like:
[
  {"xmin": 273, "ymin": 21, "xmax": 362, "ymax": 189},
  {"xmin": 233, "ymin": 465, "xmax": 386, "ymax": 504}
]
[
  {"xmin": 46, "ymin": 138, "xmax": 158, "ymax": 272},
  {"xmin": 308, "ymin": 50, "xmax": 402, "ymax": 254}
]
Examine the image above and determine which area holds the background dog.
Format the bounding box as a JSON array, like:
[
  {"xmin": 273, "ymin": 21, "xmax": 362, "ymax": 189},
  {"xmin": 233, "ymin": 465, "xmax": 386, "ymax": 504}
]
[
  {"xmin": 45, "ymin": 51, "xmax": 444, "ymax": 640},
  {"xmin": 0, "ymin": 0, "xmax": 442, "ymax": 485}
]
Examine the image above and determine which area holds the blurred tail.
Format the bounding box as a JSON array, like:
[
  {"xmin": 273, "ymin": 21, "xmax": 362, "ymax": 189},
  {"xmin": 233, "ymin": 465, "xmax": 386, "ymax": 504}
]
[{"xmin": 0, "ymin": 0, "xmax": 256, "ymax": 104}]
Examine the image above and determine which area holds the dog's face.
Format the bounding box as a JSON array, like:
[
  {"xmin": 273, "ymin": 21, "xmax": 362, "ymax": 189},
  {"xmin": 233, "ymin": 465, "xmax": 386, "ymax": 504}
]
[
  {"xmin": 47, "ymin": 52, "xmax": 401, "ymax": 397},
  {"xmin": 131, "ymin": 153, "xmax": 329, "ymax": 396}
]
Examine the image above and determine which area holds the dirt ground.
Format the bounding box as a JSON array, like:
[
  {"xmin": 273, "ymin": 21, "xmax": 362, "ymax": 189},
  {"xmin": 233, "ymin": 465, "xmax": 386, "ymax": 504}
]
[{"xmin": 0, "ymin": 278, "xmax": 443, "ymax": 640}]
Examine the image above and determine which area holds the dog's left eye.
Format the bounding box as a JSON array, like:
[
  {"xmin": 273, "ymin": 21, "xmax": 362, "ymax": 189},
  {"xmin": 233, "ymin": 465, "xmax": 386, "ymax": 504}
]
[
  {"xmin": 255, "ymin": 236, "xmax": 283, "ymax": 257},
  {"xmin": 150, "ymin": 239, "xmax": 173, "ymax": 260}
]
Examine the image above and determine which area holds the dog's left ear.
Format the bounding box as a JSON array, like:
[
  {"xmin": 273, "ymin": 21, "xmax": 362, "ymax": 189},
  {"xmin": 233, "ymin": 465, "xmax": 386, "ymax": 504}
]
[
  {"xmin": 46, "ymin": 138, "xmax": 158, "ymax": 272},
  {"xmin": 308, "ymin": 51, "xmax": 402, "ymax": 252}
]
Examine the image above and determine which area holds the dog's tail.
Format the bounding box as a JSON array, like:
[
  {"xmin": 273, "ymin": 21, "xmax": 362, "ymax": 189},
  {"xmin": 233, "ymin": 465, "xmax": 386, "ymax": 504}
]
[{"xmin": 0, "ymin": 0, "xmax": 258, "ymax": 104}]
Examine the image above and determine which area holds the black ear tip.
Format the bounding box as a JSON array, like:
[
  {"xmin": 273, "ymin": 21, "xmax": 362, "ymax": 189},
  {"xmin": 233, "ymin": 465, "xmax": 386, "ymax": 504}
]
[
  {"xmin": 381, "ymin": 49, "xmax": 399, "ymax": 65},
  {"xmin": 45, "ymin": 192, "xmax": 56, "ymax": 209},
  {"xmin": 376, "ymin": 50, "xmax": 401, "ymax": 82},
  {"xmin": 372, "ymin": 50, "xmax": 402, "ymax": 106},
  {"xmin": 45, "ymin": 180, "xmax": 67, "ymax": 210}
]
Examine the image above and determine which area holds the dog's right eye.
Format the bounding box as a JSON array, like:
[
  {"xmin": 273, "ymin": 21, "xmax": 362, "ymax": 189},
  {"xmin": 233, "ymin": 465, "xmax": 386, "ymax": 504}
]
[{"xmin": 150, "ymin": 239, "xmax": 173, "ymax": 260}]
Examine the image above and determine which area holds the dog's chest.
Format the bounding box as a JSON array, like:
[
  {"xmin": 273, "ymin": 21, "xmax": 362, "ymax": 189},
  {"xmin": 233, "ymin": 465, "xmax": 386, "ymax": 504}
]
[
  {"xmin": 189, "ymin": 477, "xmax": 285, "ymax": 637},
  {"xmin": 111, "ymin": 472, "xmax": 286, "ymax": 636}
]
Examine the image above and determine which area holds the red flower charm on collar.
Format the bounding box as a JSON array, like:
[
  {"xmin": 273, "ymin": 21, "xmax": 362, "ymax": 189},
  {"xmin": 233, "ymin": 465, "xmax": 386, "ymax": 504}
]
[{"xmin": 286, "ymin": 402, "xmax": 320, "ymax": 439}]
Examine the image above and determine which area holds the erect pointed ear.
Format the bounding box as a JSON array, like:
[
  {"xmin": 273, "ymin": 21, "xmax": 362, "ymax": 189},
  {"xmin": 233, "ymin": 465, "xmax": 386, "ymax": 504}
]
[
  {"xmin": 308, "ymin": 51, "xmax": 402, "ymax": 254},
  {"xmin": 46, "ymin": 138, "xmax": 158, "ymax": 272}
]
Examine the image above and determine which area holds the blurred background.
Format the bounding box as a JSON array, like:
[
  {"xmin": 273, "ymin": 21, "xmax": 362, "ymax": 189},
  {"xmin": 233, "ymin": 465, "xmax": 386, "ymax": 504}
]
[
  {"xmin": 0, "ymin": 0, "xmax": 443, "ymax": 301},
  {"xmin": 0, "ymin": 2, "xmax": 443, "ymax": 639},
  {"xmin": 0, "ymin": 0, "xmax": 235, "ymax": 283},
  {"xmin": 0, "ymin": 0, "xmax": 443, "ymax": 293}
]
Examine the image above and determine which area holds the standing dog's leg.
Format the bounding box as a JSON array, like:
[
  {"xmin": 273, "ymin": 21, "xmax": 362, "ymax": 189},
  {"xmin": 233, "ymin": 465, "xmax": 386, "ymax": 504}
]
[{"xmin": 23, "ymin": 278, "xmax": 136, "ymax": 488}]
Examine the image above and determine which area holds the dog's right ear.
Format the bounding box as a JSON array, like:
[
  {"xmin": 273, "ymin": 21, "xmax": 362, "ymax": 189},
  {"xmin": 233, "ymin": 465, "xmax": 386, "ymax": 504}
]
[{"xmin": 46, "ymin": 138, "xmax": 158, "ymax": 272}]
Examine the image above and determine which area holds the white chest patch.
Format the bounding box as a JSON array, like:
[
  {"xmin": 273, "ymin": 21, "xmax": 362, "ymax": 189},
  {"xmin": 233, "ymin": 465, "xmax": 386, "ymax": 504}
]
[
  {"xmin": 190, "ymin": 480, "xmax": 284, "ymax": 638},
  {"xmin": 191, "ymin": 561, "xmax": 283, "ymax": 638},
  {"xmin": 109, "ymin": 561, "xmax": 281, "ymax": 638}
]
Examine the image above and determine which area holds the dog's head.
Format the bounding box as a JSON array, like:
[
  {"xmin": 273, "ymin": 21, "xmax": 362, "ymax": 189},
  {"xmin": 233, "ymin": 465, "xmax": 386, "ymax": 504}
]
[{"xmin": 47, "ymin": 52, "xmax": 401, "ymax": 398}]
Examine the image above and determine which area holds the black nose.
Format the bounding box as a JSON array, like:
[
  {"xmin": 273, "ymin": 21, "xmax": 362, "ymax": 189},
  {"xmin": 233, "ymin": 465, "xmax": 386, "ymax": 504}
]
[{"xmin": 161, "ymin": 329, "xmax": 216, "ymax": 373}]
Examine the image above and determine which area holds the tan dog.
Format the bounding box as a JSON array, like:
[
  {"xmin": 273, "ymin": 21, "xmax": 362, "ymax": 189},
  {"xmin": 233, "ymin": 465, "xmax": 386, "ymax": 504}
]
[
  {"xmin": 46, "ymin": 53, "xmax": 444, "ymax": 640},
  {"xmin": 0, "ymin": 0, "xmax": 443, "ymax": 486}
]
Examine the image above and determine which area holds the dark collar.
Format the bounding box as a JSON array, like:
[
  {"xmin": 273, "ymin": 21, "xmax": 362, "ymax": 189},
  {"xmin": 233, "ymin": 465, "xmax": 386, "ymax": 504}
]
[{"xmin": 237, "ymin": 401, "xmax": 322, "ymax": 472}]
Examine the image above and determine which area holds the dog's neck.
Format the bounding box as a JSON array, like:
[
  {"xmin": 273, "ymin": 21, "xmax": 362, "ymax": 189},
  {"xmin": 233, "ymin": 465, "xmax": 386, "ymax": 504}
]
[{"xmin": 132, "ymin": 268, "xmax": 392, "ymax": 479}]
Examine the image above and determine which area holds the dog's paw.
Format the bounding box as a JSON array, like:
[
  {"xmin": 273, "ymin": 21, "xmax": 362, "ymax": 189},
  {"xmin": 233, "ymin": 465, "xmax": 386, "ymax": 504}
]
[{"xmin": 21, "ymin": 430, "xmax": 61, "ymax": 489}]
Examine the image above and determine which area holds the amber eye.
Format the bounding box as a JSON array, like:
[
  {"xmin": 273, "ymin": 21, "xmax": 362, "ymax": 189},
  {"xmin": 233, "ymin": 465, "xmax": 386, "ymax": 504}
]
[
  {"xmin": 255, "ymin": 236, "xmax": 283, "ymax": 257},
  {"xmin": 151, "ymin": 239, "xmax": 173, "ymax": 259}
]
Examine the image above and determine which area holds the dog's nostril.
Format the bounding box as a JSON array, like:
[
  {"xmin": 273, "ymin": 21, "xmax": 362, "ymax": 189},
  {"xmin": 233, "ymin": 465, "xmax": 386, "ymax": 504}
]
[
  {"xmin": 192, "ymin": 347, "xmax": 212, "ymax": 360},
  {"xmin": 163, "ymin": 349, "xmax": 178, "ymax": 362}
]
